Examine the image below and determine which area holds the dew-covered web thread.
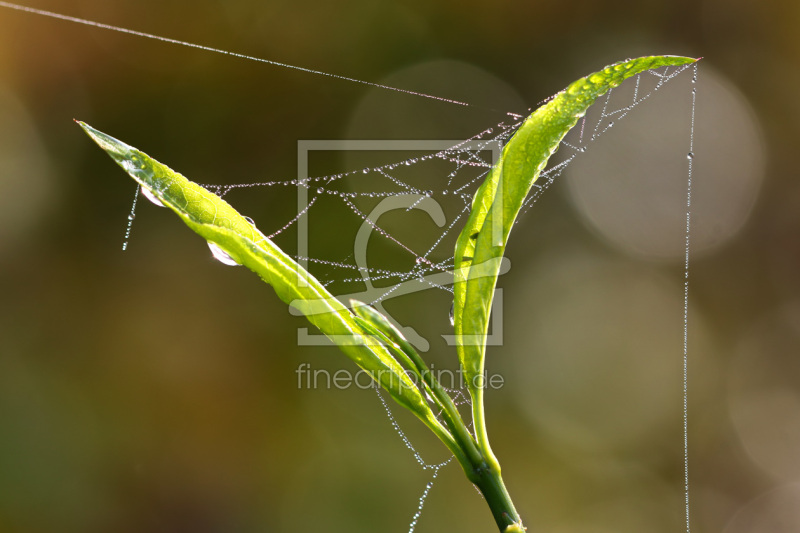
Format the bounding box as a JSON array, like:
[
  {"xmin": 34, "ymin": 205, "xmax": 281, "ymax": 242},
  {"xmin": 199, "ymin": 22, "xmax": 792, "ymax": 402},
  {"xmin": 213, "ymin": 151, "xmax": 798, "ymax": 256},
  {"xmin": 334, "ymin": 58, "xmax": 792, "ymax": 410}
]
[
  {"xmin": 683, "ymin": 62, "xmax": 698, "ymax": 533},
  {"xmin": 9, "ymin": 0, "xmax": 693, "ymax": 301},
  {"xmin": 0, "ymin": 1, "xmax": 477, "ymax": 108},
  {"xmin": 375, "ymin": 386, "xmax": 460, "ymax": 533},
  {"xmin": 187, "ymin": 64, "xmax": 692, "ymax": 531},
  {"xmin": 119, "ymin": 59, "xmax": 693, "ymax": 529},
  {"xmin": 517, "ymin": 62, "xmax": 695, "ymax": 217},
  {"xmin": 1, "ymin": 4, "xmax": 699, "ymax": 527},
  {"xmin": 136, "ymin": 63, "xmax": 692, "ymax": 311},
  {"xmin": 121, "ymin": 184, "xmax": 140, "ymax": 251}
]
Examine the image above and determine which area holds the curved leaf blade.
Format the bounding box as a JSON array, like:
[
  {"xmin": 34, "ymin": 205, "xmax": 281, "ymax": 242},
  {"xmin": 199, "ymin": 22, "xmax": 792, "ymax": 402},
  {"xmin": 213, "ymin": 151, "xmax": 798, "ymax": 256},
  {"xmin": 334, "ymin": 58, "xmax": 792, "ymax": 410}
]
[
  {"xmin": 78, "ymin": 121, "xmax": 438, "ymax": 424},
  {"xmin": 453, "ymin": 56, "xmax": 698, "ymax": 393}
]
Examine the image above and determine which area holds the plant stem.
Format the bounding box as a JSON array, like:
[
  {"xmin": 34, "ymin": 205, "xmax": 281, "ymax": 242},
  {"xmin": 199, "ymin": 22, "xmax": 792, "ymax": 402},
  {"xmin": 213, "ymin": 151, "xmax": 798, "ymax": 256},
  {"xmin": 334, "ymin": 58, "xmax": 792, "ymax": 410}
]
[
  {"xmin": 472, "ymin": 382, "xmax": 501, "ymax": 470},
  {"xmin": 420, "ymin": 360, "xmax": 522, "ymax": 531},
  {"xmin": 470, "ymin": 460, "xmax": 523, "ymax": 531}
]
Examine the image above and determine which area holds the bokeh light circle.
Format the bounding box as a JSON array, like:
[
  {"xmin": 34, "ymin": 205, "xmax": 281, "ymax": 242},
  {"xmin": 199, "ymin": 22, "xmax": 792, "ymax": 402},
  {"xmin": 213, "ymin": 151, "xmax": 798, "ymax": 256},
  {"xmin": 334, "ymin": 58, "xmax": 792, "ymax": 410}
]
[{"xmin": 564, "ymin": 65, "xmax": 765, "ymax": 260}]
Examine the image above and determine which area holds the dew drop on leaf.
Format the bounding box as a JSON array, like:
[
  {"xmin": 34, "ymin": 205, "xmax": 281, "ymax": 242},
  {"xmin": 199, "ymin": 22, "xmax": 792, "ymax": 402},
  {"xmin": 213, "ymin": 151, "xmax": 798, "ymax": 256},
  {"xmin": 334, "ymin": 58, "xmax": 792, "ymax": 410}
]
[
  {"xmin": 207, "ymin": 241, "xmax": 241, "ymax": 266},
  {"xmin": 449, "ymin": 302, "xmax": 455, "ymax": 327},
  {"xmin": 140, "ymin": 186, "xmax": 165, "ymax": 207},
  {"xmin": 121, "ymin": 160, "xmax": 136, "ymax": 173}
]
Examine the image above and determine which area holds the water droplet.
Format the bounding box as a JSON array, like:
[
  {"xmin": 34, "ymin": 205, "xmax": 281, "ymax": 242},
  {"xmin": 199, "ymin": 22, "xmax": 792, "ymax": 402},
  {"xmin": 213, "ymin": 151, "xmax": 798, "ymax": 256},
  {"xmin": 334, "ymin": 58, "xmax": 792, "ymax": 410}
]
[
  {"xmin": 449, "ymin": 302, "xmax": 455, "ymax": 326},
  {"xmin": 692, "ymin": 87, "xmax": 697, "ymax": 94},
  {"xmin": 362, "ymin": 168, "xmax": 369, "ymax": 174},
  {"xmin": 207, "ymin": 241, "xmax": 240, "ymax": 266},
  {"xmin": 140, "ymin": 186, "xmax": 164, "ymax": 207},
  {"xmin": 127, "ymin": 213, "xmax": 136, "ymax": 221},
  {"xmin": 692, "ymin": 74, "xmax": 697, "ymax": 83},
  {"xmin": 415, "ymin": 257, "xmax": 423, "ymax": 264},
  {"xmin": 317, "ymin": 188, "xmax": 324, "ymax": 194},
  {"xmin": 687, "ymin": 152, "xmax": 694, "ymax": 160},
  {"xmin": 243, "ymin": 216, "xmax": 256, "ymax": 225}
]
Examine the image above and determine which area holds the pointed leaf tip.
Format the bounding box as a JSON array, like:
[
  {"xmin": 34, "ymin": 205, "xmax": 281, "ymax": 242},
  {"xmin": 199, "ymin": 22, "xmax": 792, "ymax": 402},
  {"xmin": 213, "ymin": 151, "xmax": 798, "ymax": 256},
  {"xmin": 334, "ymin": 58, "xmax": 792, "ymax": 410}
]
[{"xmin": 77, "ymin": 121, "xmax": 134, "ymax": 158}]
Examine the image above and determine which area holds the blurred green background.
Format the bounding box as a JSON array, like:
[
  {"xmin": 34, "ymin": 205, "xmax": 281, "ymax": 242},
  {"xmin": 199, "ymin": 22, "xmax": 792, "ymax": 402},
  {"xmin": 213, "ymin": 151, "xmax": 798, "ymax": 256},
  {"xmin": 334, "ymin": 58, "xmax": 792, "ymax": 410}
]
[{"xmin": 1, "ymin": 1, "xmax": 799, "ymax": 532}]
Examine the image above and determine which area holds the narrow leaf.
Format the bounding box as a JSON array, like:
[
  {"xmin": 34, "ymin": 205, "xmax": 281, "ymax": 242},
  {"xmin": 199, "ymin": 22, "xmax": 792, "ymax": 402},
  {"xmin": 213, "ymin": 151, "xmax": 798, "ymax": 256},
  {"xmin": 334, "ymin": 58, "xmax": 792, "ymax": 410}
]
[
  {"xmin": 453, "ymin": 56, "xmax": 698, "ymax": 401},
  {"xmin": 78, "ymin": 121, "xmax": 440, "ymax": 427}
]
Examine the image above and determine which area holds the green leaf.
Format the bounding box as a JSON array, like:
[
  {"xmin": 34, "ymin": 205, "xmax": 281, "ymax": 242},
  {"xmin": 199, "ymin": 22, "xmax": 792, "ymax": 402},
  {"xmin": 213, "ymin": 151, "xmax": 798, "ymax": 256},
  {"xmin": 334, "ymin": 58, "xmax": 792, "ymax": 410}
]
[
  {"xmin": 77, "ymin": 120, "xmax": 449, "ymax": 437},
  {"xmin": 452, "ymin": 55, "xmax": 698, "ymax": 446},
  {"xmin": 351, "ymin": 300, "xmax": 485, "ymax": 466},
  {"xmin": 350, "ymin": 301, "xmax": 423, "ymax": 376}
]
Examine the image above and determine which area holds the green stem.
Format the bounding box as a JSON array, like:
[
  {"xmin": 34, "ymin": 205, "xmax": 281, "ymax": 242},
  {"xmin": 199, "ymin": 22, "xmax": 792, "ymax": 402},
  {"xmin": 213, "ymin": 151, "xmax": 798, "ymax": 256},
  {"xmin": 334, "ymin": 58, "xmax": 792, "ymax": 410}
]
[
  {"xmin": 470, "ymin": 461, "xmax": 523, "ymax": 532},
  {"xmin": 472, "ymin": 383, "xmax": 500, "ymax": 471},
  {"xmin": 465, "ymin": 370, "xmax": 519, "ymax": 531},
  {"xmin": 349, "ymin": 303, "xmax": 519, "ymax": 529},
  {"xmin": 414, "ymin": 354, "xmax": 522, "ymax": 532}
]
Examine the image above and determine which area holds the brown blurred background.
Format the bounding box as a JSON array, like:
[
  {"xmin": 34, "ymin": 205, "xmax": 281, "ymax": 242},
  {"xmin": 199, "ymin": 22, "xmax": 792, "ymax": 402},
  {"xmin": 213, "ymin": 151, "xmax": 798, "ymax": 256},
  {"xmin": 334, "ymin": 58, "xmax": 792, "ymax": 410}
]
[{"xmin": 0, "ymin": 1, "xmax": 798, "ymax": 532}]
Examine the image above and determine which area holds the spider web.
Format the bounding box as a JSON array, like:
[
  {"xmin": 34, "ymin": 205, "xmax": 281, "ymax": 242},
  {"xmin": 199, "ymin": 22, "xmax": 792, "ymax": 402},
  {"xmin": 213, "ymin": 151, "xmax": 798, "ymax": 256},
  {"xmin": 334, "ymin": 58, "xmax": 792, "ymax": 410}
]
[
  {"xmin": 151, "ymin": 63, "xmax": 695, "ymax": 342},
  {"xmin": 123, "ymin": 62, "xmax": 696, "ymax": 531},
  {"xmin": 0, "ymin": 2, "xmax": 698, "ymax": 530}
]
